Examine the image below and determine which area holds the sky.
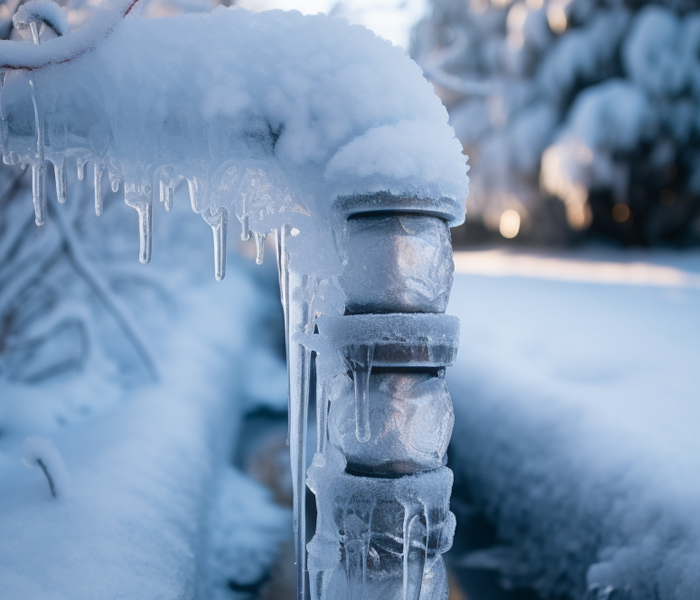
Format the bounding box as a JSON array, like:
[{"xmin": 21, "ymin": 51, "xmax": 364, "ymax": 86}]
[{"xmin": 234, "ymin": 0, "xmax": 430, "ymax": 50}]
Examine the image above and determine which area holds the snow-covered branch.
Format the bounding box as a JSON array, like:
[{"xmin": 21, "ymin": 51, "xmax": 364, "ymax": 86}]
[{"xmin": 0, "ymin": 0, "xmax": 137, "ymax": 70}]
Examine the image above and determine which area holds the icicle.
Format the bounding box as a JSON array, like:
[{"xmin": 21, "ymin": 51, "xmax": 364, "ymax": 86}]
[
  {"xmin": 287, "ymin": 270, "xmax": 313, "ymax": 600},
  {"xmin": 291, "ymin": 342, "xmax": 311, "ymax": 600},
  {"xmin": 77, "ymin": 156, "xmax": 87, "ymax": 181},
  {"xmin": 345, "ymin": 538, "xmax": 368, "ymax": 600},
  {"xmin": 187, "ymin": 177, "xmax": 199, "ymax": 213},
  {"xmin": 275, "ymin": 227, "xmax": 292, "ymax": 447},
  {"xmin": 28, "ymin": 69, "xmax": 45, "ymax": 226},
  {"xmin": 125, "ymin": 182, "xmax": 153, "ymax": 264},
  {"xmin": 94, "ymin": 163, "xmax": 104, "ymax": 216},
  {"xmin": 108, "ymin": 161, "xmax": 121, "ymax": 193},
  {"xmin": 238, "ymin": 177, "xmax": 250, "ymax": 240},
  {"xmin": 254, "ymin": 231, "xmax": 267, "ymax": 265},
  {"xmin": 239, "ymin": 213, "xmax": 250, "ymax": 241},
  {"xmin": 316, "ymin": 378, "xmax": 330, "ymax": 455},
  {"xmin": 159, "ymin": 180, "xmax": 174, "ymax": 212},
  {"xmin": 54, "ymin": 156, "xmax": 67, "ymax": 203},
  {"xmin": 343, "ymin": 345, "xmax": 374, "ymax": 443},
  {"xmin": 158, "ymin": 166, "xmax": 177, "ymax": 212},
  {"xmin": 136, "ymin": 199, "xmax": 152, "ymax": 264},
  {"xmin": 0, "ymin": 71, "xmax": 8, "ymax": 151},
  {"xmin": 208, "ymin": 207, "xmax": 229, "ymax": 281},
  {"xmin": 29, "ymin": 21, "xmax": 40, "ymax": 45},
  {"xmin": 402, "ymin": 504, "xmax": 427, "ymax": 600},
  {"xmin": 31, "ymin": 162, "xmax": 46, "ymax": 226}
]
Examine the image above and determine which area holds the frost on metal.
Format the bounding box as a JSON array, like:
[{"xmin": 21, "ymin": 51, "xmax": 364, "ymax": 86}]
[{"xmin": 0, "ymin": 4, "xmax": 469, "ymax": 599}]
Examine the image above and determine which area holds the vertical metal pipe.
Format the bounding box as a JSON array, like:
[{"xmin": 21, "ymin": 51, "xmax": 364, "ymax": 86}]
[{"xmin": 304, "ymin": 200, "xmax": 460, "ymax": 600}]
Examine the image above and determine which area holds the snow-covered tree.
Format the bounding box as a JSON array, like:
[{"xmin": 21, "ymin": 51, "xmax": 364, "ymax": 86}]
[{"xmin": 413, "ymin": 0, "xmax": 700, "ymax": 245}]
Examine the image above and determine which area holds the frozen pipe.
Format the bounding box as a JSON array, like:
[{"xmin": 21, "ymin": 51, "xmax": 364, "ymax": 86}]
[
  {"xmin": 0, "ymin": 5, "xmax": 468, "ymax": 599},
  {"xmin": 305, "ymin": 193, "xmax": 460, "ymax": 600}
]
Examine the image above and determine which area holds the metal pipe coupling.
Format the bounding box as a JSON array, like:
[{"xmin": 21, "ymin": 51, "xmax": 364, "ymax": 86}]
[{"xmin": 307, "ymin": 193, "xmax": 461, "ymax": 600}]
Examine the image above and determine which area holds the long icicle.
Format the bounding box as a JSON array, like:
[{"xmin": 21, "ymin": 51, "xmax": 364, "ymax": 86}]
[
  {"xmin": 287, "ymin": 268, "xmax": 311, "ymax": 600},
  {"xmin": 28, "ymin": 22, "xmax": 45, "ymax": 227},
  {"xmin": 54, "ymin": 155, "xmax": 67, "ymax": 203},
  {"xmin": 316, "ymin": 378, "xmax": 330, "ymax": 455},
  {"xmin": 137, "ymin": 197, "xmax": 153, "ymax": 264},
  {"xmin": 275, "ymin": 226, "xmax": 292, "ymax": 447},
  {"xmin": 210, "ymin": 206, "xmax": 228, "ymax": 281},
  {"xmin": 0, "ymin": 70, "xmax": 8, "ymax": 151},
  {"xmin": 94, "ymin": 162, "xmax": 104, "ymax": 215}
]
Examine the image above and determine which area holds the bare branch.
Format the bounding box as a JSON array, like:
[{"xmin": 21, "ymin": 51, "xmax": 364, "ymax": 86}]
[
  {"xmin": 49, "ymin": 201, "xmax": 159, "ymax": 380},
  {"xmin": 0, "ymin": 0, "xmax": 140, "ymax": 71}
]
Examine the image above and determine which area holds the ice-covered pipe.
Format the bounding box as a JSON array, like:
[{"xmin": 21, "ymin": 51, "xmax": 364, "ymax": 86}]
[
  {"xmin": 0, "ymin": 5, "xmax": 469, "ymax": 599},
  {"xmin": 304, "ymin": 193, "xmax": 460, "ymax": 600}
]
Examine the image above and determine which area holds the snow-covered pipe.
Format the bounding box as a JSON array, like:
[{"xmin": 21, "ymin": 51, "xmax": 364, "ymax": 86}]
[{"xmin": 0, "ymin": 4, "xmax": 469, "ymax": 599}]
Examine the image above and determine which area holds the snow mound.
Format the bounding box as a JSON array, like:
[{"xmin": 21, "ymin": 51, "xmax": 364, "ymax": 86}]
[
  {"xmin": 2, "ymin": 7, "xmax": 468, "ymax": 249},
  {"xmin": 0, "ymin": 261, "xmax": 288, "ymax": 600},
  {"xmin": 203, "ymin": 466, "xmax": 290, "ymax": 600},
  {"xmin": 447, "ymin": 251, "xmax": 700, "ymax": 600}
]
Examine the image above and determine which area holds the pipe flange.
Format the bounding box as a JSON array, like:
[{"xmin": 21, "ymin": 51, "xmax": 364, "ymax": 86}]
[
  {"xmin": 334, "ymin": 192, "xmax": 465, "ymax": 227},
  {"xmin": 317, "ymin": 313, "xmax": 460, "ymax": 368}
]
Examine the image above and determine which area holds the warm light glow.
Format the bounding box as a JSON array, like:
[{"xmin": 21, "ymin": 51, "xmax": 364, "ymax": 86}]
[
  {"xmin": 526, "ymin": 0, "xmax": 543, "ymax": 10},
  {"xmin": 540, "ymin": 140, "xmax": 594, "ymax": 230},
  {"xmin": 507, "ymin": 2, "xmax": 529, "ymax": 30},
  {"xmin": 470, "ymin": 0, "xmax": 489, "ymax": 15},
  {"xmin": 566, "ymin": 199, "xmax": 592, "ymax": 230},
  {"xmin": 506, "ymin": 31, "xmax": 525, "ymax": 49},
  {"xmin": 499, "ymin": 210, "xmax": 521, "ymax": 238},
  {"xmin": 491, "ymin": 0, "xmax": 514, "ymax": 9},
  {"xmin": 547, "ymin": 6, "xmax": 567, "ymax": 33},
  {"xmin": 612, "ymin": 203, "xmax": 631, "ymax": 223},
  {"xmin": 506, "ymin": 2, "xmax": 528, "ymax": 49}
]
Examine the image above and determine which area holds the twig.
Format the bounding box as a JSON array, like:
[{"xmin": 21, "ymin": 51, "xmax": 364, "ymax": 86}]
[
  {"xmin": 0, "ymin": 0, "xmax": 141, "ymax": 70},
  {"xmin": 36, "ymin": 457, "xmax": 56, "ymax": 497},
  {"xmin": 49, "ymin": 201, "xmax": 158, "ymax": 380}
]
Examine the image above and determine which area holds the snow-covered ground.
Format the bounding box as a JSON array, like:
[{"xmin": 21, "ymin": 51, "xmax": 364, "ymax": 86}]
[
  {"xmin": 447, "ymin": 248, "xmax": 700, "ymax": 600},
  {"xmin": 3, "ymin": 241, "xmax": 700, "ymax": 600},
  {"xmin": 0, "ymin": 248, "xmax": 290, "ymax": 600}
]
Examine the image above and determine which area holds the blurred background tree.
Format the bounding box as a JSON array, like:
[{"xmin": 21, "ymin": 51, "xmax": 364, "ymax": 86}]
[{"xmin": 411, "ymin": 0, "xmax": 700, "ymax": 247}]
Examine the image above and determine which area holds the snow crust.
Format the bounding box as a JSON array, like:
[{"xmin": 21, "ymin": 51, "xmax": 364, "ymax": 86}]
[
  {"xmin": 447, "ymin": 250, "xmax": 700, "ymax": 600},
  {"xmin": 2, "ymin": 6, "xmax": 468, "ymax": 257}
]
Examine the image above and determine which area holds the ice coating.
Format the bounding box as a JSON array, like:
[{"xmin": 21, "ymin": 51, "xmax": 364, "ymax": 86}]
[
  {"xmin": 316, "ymin": 313, "xmax": 460, "ymax": 368},
  {"xmin": 340, "ymin": 215, "xmax": 455, "ymax": 314},
  {"xmin": 328, "ymin": 372, "xmax": 454, "ymax": 475},
  {"xmin": 307, "ymin": 456, "xmax": 456, "ymax": 600}
]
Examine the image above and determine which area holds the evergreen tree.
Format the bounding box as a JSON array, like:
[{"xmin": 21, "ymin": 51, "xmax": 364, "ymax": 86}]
[{"xmin": 412, "ymin": 0, "xmax": 700, "ymax": 245}]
